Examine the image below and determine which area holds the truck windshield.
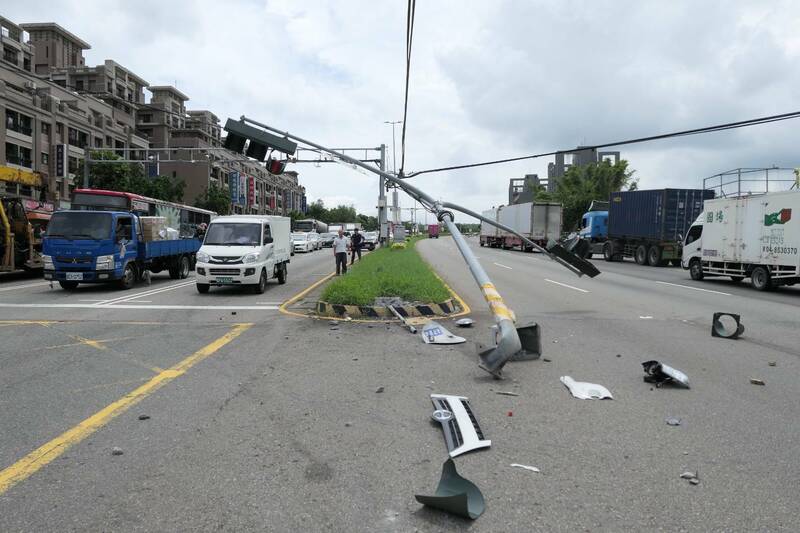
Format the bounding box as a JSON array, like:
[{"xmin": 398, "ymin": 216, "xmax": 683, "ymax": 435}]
[
  {"xmin": 204, "ymin": 223, "xmax": 261, "ymax": 246},
  {"xmin": 46, "ymin": 212, "xmax": 111, "ymax": 240}
]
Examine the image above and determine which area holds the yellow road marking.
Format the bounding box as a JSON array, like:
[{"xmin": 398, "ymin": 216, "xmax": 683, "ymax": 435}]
[
  {"xmin": 69, "ymin": 377, "xmax": 151, "ymax": 394},
  {"xmin": 278, "ymin": 272, "xmax": 337, "ymax": 320},
  {"xmin": 68, "ymin": 335, "xmax": 108, "ymax": 351},
  {"xmin": 0, "ymin": 323, "xmax": 252, "ymax": 495}
]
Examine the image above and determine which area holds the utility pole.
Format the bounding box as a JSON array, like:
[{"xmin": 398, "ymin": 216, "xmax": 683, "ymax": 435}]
[
  {"xmin": 384, "ymin": 120, "xmax": 402, "ymax": 236},
  {"xmin": 379, "ymin": 144, "xmax": 388, "ymax": 243}
]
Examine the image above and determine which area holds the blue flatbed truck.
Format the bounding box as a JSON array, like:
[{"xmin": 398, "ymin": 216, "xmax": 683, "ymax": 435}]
[{"xmin": 43, "ymin": 209, "xmax": 201, "ymax": 290}]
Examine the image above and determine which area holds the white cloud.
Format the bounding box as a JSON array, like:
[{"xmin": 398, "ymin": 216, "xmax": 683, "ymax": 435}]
[{"xmin": 7, "ymin": 0, "xmax": 800, "ymax": 222}]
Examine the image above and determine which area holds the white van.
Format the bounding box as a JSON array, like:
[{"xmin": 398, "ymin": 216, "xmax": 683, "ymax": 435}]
[{"xmin": 195, "ymin": 215, "xmax": 291, "ymax": 294}]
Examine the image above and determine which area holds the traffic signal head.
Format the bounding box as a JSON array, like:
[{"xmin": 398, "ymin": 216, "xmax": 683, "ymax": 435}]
[{"xmin": 222, "ymin": 119, "xmax": 298, "ymax": 160}]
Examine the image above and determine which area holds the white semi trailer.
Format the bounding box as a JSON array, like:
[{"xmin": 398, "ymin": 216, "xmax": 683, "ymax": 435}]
[
  {"xmin": 480, "ymin": 202, "xmax": 562, "ymax": 251},
  {"xmin": 682, "ymin": 189, "xmax": 800, "ymax": 291}
]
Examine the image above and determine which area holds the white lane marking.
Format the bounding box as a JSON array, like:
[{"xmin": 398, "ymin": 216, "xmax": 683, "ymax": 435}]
[
  {"xmin": 544, "ymin": 278, "xmax": 590, "ymax": 293},
  {"xmin": 655, "ymin": 281, "xmax": 731, "ymax": 296},
  {"xmin": 639, "ymin": 316, "xmax": 653, "ymax": 319},
  {"xmin": 78, "ymin": 299, "xmax": 107, "ymax": 302},
  {"xmin": 125, "ymin": 300, "xmax": 152, "ymax": 303},
  {"xmin": 493, "ymin": 262, "xmax": 513, "ymax": 270},
  {"xmin": 0, "ymin": 303, "xmax": 279, "ymax": 310},
  {"xmin": 95, "ymin": 280, "xmax": 196, "ymax": 306},
  {"xmin": 0, "ymin": 281, "xmax": 49, "ymax": 292}
]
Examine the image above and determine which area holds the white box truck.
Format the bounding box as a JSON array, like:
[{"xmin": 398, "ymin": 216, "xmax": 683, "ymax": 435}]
[
  {"xmin": 195, "ymin": 215, "xmax": 291, "ymax": 294},
  {"xmin": 480, "ymin": 202, "xmax": 562, "ymax": 251},
  {"xmin": 682, "ymin": 190, "xmax": 800, "ymax": 290}
]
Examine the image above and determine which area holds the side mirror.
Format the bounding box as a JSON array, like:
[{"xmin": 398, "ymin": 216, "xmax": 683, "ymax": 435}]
[
  {"xmin": 263, "ymin": 236, "xmax": 273, "ymax": 245},
  {"xmin": 678, "ymin": 233, "xmax": 684, "ymax": 242}
]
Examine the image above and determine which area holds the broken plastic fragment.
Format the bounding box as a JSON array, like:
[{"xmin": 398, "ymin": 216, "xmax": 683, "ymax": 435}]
[
  {"xmin": 455, "ymin": 318, "xmax": 474, "ymax": 328},
  {"xmin": 422, "ymin": 321, "xmax": 466, "ymax": 344},
  {"xmin": 666, "ymin": 417, "xmax": 681, "ymax": 426},
  {"xmin": 510, "ymin": 463, "xmax": 540, "ymax": 473},
  {"xmin": 560, "ymin": 376, "xmax": 613, "ymax": 400},
  {"xmin": 430, "ymin": 394, "xmax": 491, "ymax": 457},
  {"xmin": 642, "ymin": 360, "xmax": 690, "ymax": 388},
  {"xmin": 415, "ymin": 458, "xmax": 485, "ymax": 520}
]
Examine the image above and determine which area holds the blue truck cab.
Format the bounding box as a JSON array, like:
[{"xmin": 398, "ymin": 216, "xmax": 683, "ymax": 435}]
[
  {"xmin": 43, "ymin": 210, "xmax": 201, "ymax": 290},
  {"xmin": 579, "ymin": 210, "xmax": 608, "ymax": 241}
]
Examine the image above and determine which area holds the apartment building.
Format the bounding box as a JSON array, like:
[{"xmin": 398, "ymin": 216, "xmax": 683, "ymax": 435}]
[{"xmin": 0, "ymin": 17, "xmax": 148, "ymax": 206}]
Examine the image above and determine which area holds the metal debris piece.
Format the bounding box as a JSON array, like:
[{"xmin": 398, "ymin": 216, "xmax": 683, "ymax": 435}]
[
  {"xmin": 711, "ymin": 312, "xmax": 744, "ymax": 339},
  {"xmin": 111, "ymin": 447, "xmax": 124, "ymax": 456},
  {"xmin": 138, "ymin": 414, "xmax": 150, "ymax": 421},
  {"xmin": 455, "ymin": 318, "xmax": 474, "ymax": 328},
  {"xmin": 510, "ymin": 322, "xmax": 542, "ymax": 361},
  {"xmin": 415, "ymin": 458, "xmax": 485, "ymax": 520},
  {"xmin": 329, "ymin": 320, "xmax": 339, "ymax": 326},
  {"xmin": 680, "ymin": 471, "xmax": 696, "ymax": 479},
  {"xmin": 768, "ymin": 362, "xmax": 776, "ymax": 367},
  {"xmin": 495, "ymin": 391, "xmax": 519, "ymax": 397},
  {"xmin": 510, "ymin": 463, "xmax": 540, "ymax": 473},
  {"xmin": 422, "ymin": 321, "xmax": 466, "ymax": 345},
  {"xmin": 560, "ymin": 376, "xmax": 613, "ymax": 400},
  {"xmin": 430, "ymin": 394, "xmax": 491, "ymax": 457},
  {"xmin": 388, "ymin": 305, "xmax": 417, "ymax": 334},
  {"xmin": 666, "ymin": 417, "xmax": 681, "ymax": 426},
  {"xmin": 689, "ymin": 478, "xmax": 700, "ymax": 485},
  {"xmin": 750, "ymin": 378, "xmax": 765, "ymax": 386},
  {"xmin": 542, "ymin": 357, "xmax": 552, "ymax": 362},
  {"xmin": 642, "ymin": 360, "xmax": 690, "ymax": 388},
  {"xmin": 375, "ymin": 386, "xmax": 385, "ymax": 393}
]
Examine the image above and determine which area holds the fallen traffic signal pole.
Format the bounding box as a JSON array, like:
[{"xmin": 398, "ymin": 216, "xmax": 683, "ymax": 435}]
[{"xmin": 233, "ymin": 116, "xmax": 599, "ymax": 377}]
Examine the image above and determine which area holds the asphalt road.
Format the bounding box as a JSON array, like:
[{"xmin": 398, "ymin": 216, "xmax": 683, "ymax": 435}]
[{"xmin": 1, "ymin": 237, "xmax": 798, "ymax": 532}]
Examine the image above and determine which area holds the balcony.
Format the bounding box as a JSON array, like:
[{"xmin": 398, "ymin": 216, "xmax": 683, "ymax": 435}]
[{"xmin": 7, "ymin": 123, "xmax": 32, "ymax": 136}]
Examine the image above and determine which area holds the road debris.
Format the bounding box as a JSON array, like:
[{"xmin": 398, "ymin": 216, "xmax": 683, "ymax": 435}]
[
  {"xmin": 560, "ymin": 376, "xmax": 613, "ymax": 400},
  {"xmin": 711, "ymin": 312, "xmax": 744, "ymax": 339},
  {"xmin": 422, "ymin": 321, "xmax": 466, "ymax": 344},
  {"xmin": 495, "ymin": 391, "xmax": 519, "ymax": 397},
  {"xmin": 388, "ymin": 305, "xmax": 417, "ymax": 334},
  {"xmin": 329, "ymin": 320, "xmax": 339, "ymax": 326},
  {"xmin": 138, "ymin": 414, "xmax": 150, "ymax": 421},
  {"xmin": 111, "ymin": 447, "xmax": 124, "ymax": 456},
  {"xmin": 542, "ymin": 357, "xmax": 552, "ymax": 362},
  {"xmin": 430, "ymin": 394, "xmax": 491, "ymax": 457},
  {"xmin": 415, "ymin": 458, "xmax": 485, "ymax": 520},
  {"xmin": 639, "ymin": 316, "xmax": 653, "ymax": 319},
  {"xmin": 375, "ymin": 386, "xmax": 385, "ymax": 393},
  {"xmin": 330, "ymin": 326, "xmax": 339, "ymax": 331},
  {"xmin": 455, "ymin": 318, "xmax": 474, "ymax": 328},
  {"xmin": 680, "ymin": 471, "xmax": 700, "ymax": 484},
  {"xmin": 750, "ymin": 378, "xmax": 765, "ymax": 386},
  {"xmin": 642, "ymin": 360, "xmax": 690, "ymax": 388},
  {"xmin": 666, "ymin": 417, "xmax": 681, "ymax": 426},
  {"xmin": 768, "ymin": 361, "xmax": 776, "ymax": 367},
  {"xmin": 510, "ymin": 463, "xmax": 540, "ymax": 473}
]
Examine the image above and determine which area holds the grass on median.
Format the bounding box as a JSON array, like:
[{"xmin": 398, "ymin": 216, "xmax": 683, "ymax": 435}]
[{"xmin": 321, "ymin": 237, "xmax": 451, "ymax": 306}]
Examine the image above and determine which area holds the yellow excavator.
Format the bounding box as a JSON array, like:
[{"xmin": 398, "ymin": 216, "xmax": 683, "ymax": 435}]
[{"xmin": 0, "ymin": 196, "xmax": 49, "ymax": 273}]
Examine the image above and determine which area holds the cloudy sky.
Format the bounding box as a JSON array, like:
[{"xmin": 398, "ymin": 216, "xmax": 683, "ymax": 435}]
[{"xmin": 7, "ymin": 1, "xmax": 800, "ymax": 223}]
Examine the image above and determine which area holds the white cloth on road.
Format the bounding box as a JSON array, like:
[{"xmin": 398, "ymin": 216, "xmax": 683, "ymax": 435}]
[{"xmin": 332, "ymin": 236, "xmax": 350, "ymax": 254}]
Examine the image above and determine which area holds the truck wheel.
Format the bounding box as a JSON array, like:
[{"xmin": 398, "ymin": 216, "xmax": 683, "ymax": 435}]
[
  {"xmin": 277, "ymin": 263, "xmax": 287, "ymax": 285},
  {"xmin": 119, "ymin": 264, "xmax": 136, "ymax": 290},
  {"xmin": 603, "ymin": 242, "xmax": 615, "ymax": 262},
  {"xmin": 635, "ymin": 245, "xmax": 648, "ymax": 265},
  {"xmin": 647, "ymin": 246, "xmax": 664, "ymax": 267},
  {"xmin": 254, "ymin": 269, "xmax": 268, "ymax": 294},
  {"xmin": 689, "ymin": 259, "xmax": 704, "ymax": 280},
  {"xmin": 178, "ymin": 255, "xmax": 190, "ymax": 279},
  {"xmin": 479, "ymin": 241, "xmax": 485, "ymax": 247},
  {"xmin": 196, "ymin": 283, "xmax": 210, "ymax": 294},
  {"xmin": 751, "ymin": 266, "xmax": 772, "ymax": 291},
  {"xmin": 59, "ymin": 280, "xmax": 79, "ymax": 290}
]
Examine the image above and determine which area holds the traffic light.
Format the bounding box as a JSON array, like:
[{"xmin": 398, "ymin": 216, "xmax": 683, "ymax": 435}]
[{"xmin": 222, "ymin": 119, "xmax": 298, "ymax": 160}]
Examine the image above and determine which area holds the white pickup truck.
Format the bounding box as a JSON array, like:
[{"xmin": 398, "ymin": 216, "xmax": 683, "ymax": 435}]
[
  {"xmin": 682, "ymin": 189, "xmax": 800, "ymax": 291},
  {"xmin": 195, "ymin": 215, "xmax": 291, "ymax": 293}
]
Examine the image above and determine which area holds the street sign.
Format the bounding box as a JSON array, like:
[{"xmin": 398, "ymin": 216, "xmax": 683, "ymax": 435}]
[{"xmin": 230, "ymin": 171, "xmax": 239, "ymax": 204}]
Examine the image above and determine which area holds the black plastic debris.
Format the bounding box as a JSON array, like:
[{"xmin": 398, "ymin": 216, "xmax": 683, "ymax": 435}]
[
  {"xmin": 711, "ymin": 312, "xmax": 744, "ymax": 339},
  {"xmin": 415, "ymin": 458, "xmax": 485, "ymax": 520},
  {"xmin": 642, "ymin": 360, "xmax": 690, "ymax": 388}
]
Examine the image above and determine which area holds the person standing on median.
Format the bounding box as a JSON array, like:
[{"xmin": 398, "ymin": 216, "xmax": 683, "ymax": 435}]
[
  {"xmin": 350, "ymin": 227, "xmax": 364, "ymax": 265},
  {"xmin": 333, "ymin": 228, "xmax": 350, "ymax": 275}
]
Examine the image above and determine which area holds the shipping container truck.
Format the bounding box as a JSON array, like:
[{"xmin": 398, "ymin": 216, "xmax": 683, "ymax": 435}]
[
  {"xmin": 43, "ymin": 210, "xmax": 201, "ymax": 290},
  {"xmin": 580, "ymin": 188, "xmax": 713, "ymax": 266},
  {"xmin": 682, "ymin": 189, "xmax": 800, "ymax": 290},
  {"xmin": 428, "ymin": 224, "xmax": 440, "ymax": 238},
  {"xmin": 479, "ymin": 202, "xmax": 562, "ymax": 251}
]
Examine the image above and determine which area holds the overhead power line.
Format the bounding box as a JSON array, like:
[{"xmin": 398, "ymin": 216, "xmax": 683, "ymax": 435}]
[
  {"xmin": 398, "ymin": 0, "xmax": 416, "ymax": 178},
  {"xmin": 406, "ymin": 110, "xmax": 800, "ymax": 178}
]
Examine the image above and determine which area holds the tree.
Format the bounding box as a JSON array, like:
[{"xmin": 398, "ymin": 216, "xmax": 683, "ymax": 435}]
[
  {"xmin": 549, "ymin": 159, "xmax": 638, "ymax": 231},
  {"xmin": 325, "ymin": 204, "xmax": 357, "ymax": 223},
  {"xmin": 88, "ymin": 150, "xmax": 186, "ymax": 203},
  {"xmin": 357, "ymin": 214, "xmax": 379, "ymax": 231},
  {"xmin": 195, "ymin": 183, "xmax": 231, "ymax": 215},
  {"xmin": 286, "ymin": 210, "xmax": 305, "ymax": 223},
  {"xmin": 305, "ymin": 200, "xmax": 326, "ymax": 221}
]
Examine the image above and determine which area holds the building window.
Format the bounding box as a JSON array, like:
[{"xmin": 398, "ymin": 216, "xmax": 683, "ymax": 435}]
[
  {"xmin": 42, "ymin": 152, "xmax": 49, "ymax": 165},
  {"xmin": 41, "ymin": 122, "xmax": 51, "ymax": 136},
  {"xmin": 23, "ymin": 56, "xmax": 31, "ymax": 71},
  {"xmin": 6, "ymin": 109, "xmax": 33, "ymax": 136},
  {"xmin": 95, "ymin": 137, "xmax": 103, "ymax": 148},
  {"xmin": 45, "ymin": 45, "xmax": 48, "ymax": 58},
  {"xmin": 6, "ymin": 143, "xmax": 33, "ymax": 168},
  {"xmin": 75, "ymin": 80, "xmax": 84, "ymax": 90},
  {"xmin": 67, "ymin": 127, "xmax": 88, "ymax": 149},
  {"xmin": 3, "ymin": 46, "xmax": 17, "ymax": 64}
]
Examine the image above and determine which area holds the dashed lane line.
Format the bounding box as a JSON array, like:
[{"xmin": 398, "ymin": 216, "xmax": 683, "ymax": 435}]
[{"xmin": 544, "ymin": 278, "xmax": 590, "ymax": 293}]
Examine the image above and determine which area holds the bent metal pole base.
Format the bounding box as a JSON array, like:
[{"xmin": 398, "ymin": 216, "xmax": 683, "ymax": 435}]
[{"xmin": 236, "ymin": 116, "xmax": 598, "ymax": 376}]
